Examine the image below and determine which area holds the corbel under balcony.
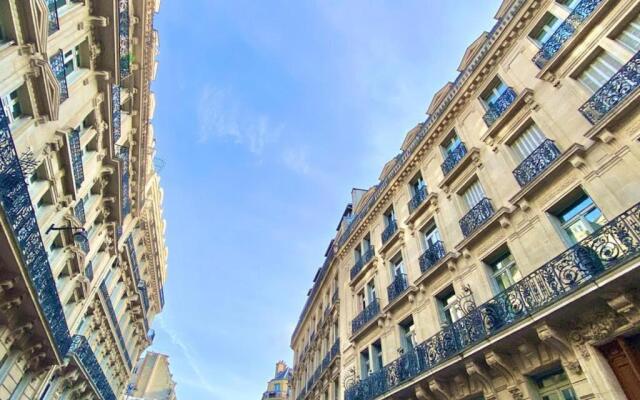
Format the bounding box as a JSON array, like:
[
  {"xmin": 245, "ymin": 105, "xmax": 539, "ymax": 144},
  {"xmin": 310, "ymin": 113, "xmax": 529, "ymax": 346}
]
[
  {"xmin": 437, "ymin": 147, "xmax": 481, "ymax": 193},
  {"xmin": 480, "ymin": 88, "xmax": 535, "ymax": 143},
  {"xmin": 405, "ymin": 192, "xmax": 438, "ymax": 230},
  {"xmin": 508, "ymin": 143, "xmax": 587, "ymax": 209},
  {"xmin": 22, "ymin": 0, "xmax": 49, "ymax": 54},
  {"xmin": 29, "ymin": 57, "xmax": 61, "ymax": 122}
]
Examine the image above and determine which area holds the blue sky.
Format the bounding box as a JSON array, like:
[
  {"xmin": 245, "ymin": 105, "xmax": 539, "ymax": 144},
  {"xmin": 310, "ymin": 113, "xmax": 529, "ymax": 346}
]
[{"xmin": 148, "ymin": 1, "xmax": 502, "ymax": 398}]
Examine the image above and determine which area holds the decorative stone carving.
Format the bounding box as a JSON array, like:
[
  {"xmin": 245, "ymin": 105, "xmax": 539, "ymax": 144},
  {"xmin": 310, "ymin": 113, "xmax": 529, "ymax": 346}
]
[
  {"xmin": 536, "ymin": 323, "xmax": 581, "ymax": 374},
  {"xmin": 508, "ymin": 386, "xmax": 524, "ymax": 400},
  {"xmin": 569, "ymin": 310, "xmax": 627, "ymax": 359},
  {"xmin": 606, "ymin": 293, "xmax": 640, "ymax": 325}
]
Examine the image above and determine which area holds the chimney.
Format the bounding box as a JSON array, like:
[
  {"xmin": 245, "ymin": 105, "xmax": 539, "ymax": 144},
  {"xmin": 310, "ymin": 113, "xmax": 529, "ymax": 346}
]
[{"xmin": 275, "ymin": 361, "xmax": 287, "ymax": 375}]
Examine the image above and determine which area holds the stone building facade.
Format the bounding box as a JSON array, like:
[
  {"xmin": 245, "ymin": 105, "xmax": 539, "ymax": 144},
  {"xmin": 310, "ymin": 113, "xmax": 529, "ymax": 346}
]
[
  {"xmin": 292, "ymin": 0, "xmax": 640, "ymax": 399},
  {"xmin": 0, "ymin": 0, "xmax": 167, "ymax": 398},
  {"xmin": 125, "ymin": 352, "xmax": 176, "ymax": 400},
  {"xmin": 262, "ymin": 361, "xmax": 293, "ymax": 400}
]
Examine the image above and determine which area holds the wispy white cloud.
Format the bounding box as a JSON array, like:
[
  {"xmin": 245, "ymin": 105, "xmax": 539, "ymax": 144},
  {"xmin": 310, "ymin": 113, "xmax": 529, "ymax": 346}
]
[
  {"xmin": 281, "ymin": 145, "xmax": 310, "ymax": 175},
  {"xmin": 196, "ymin": 85, "xmax": 281, "ymax": 155}
]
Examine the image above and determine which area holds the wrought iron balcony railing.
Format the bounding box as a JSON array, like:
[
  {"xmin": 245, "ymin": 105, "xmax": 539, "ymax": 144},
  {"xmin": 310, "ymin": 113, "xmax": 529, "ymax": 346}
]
[
  {"xmin": 440, "ymin": 142, "xmax": 467, "ymax": 176},
  {"xmin": 381, "ymin": 220, "xmax": 398, "ymax": 244},
  {"xmin": 346, "ymin": 201, "xmax": 640, "ymax": 400},
  {"xmin": 0, "ymin": 104, "xmax": 71, "ymax": 355},
  {"xmin": 331, "ymin": 338, "xmax": 340, "ymax": 359},
  {"xmin": 459, "ymin": 198, "xmax": 494, "ymax": 237},
  {"xmin": 127, "ymin": 235, "xmax": 150, "ymax": 311},
  {"xmin": 74, "ymin": 198, "xmax": 86, "ymax": 225},
  {"xmin": 112, "ymin": 85, "xmax": 122, "ymax": 144},
  {"xmin": 67, "ymin": 335, "xmax": 117, "ymax": 400},
  {"xmin": 408, "ymin": 186, "xmax": 428, "ymax": 214},
  {"xmin": 350, "ymin": 246, "xmax": 375, "ymax": 280},
  {"xmin": 119, "ymin": 0, "xmax": 131, "ymax": 76},
  {"xmin": 50, "ymin": 50, "xmax": 69, "ymax": 102},
  {"xmin": 47, "ymin": 0, "xmax": 60, "ymax": 34},
  {"xmin": 387, "ymin": 273, "xmax": 408, "ymax": 303},
  {"xmin": 579, "ymin": 50, "xmax": 640, "ymax": 124},
  {"xmin": 352, "ymin": 299, "xmax": 380, "ymax": 335},
  {"xmin": 85, "ymin": 261, "xmax": 93, "ymax": 281},
  {"xmin": 99, "ymin": 281, "xmax": 132, "ymax": 369},
  {"xmin": 482, "ymin": 87, "xmax": 517, "ymax": 127},
  {"xmin": 69, "ymin": 129, "xmax": 85, "ymax": 189},
  {"xmin": 322, "ymin": 352, "xmax": 330, "ymax": 370},
  {"xmin": 533, "ymin": 0, "xmax": 604, "ymax": 68},
  {"xmin": 419, "ymin": 241, "xmax": 446, "ymax": 274},
  {"xmin": 513, "ymin": 139, "xmax": 561, "ymax": 187},
  {"xmin": 120, "ymin": 146, "xmax": 131, "ymax": 216}
]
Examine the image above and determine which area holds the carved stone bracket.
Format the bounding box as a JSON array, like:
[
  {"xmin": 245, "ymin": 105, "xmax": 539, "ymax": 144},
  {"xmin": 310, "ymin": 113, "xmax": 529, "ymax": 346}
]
[{"xmin": 569, "ymin": 309, "xmax": 628, "ymax": 359}]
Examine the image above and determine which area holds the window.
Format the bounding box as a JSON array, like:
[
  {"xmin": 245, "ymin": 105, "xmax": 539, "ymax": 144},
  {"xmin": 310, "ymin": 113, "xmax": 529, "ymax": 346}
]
[
  {"xmin": 274, "ymin": 383, "xmax": 281, "ymax": 393},
  {"xmin": 363, "ymin": 234, "xmax": 371, "ymax": 252},
  {"xmin": 2, "ymin": 88, "xmax": 24, "ymax": 124},
  {"xmin": 390, "ymin": 253, "xmax": 405, "ymax": 278},
  {"xmin": 553, "ymin": 193, "xmax": 606, "ymax": 244},
  {"xmin": 383, "ymin": 207, "xmax": 396, "ymax": 227},
  {"xmin": 532, "ymin": 368, "xmax": 577, "ymax": 400},
  {"xmin": 371, "ymin": 340, "xmax": 383, "ymax": 371},
  {"xmin": 578, "ymin": 50, "xmax": 623, "ymax": 93},
  {"xmin": 441, "ymin": 133, "xmax": 462, "ymax": 156},
  {"xmin": 410, "ymin": 173, "xmax": 426, "ymax": 196},
  {"xmin": 616, "ymin": 14, "xmax": 640, "ymax": 54},
  {"xmin": 354, "ymin": 244, "xmax": 362, "ymax": 262},
  {"xmin": 357, "ymin": 290, "xmax": 366, "ymax": 311},
  {"xmin": 421, "ymin": 224, "xmax": 441, "ymax": 251},
  {"xmin": 436, "ymin": 286, "xmax": 463, "ymax": 325},
  {"xmin": 511, "ymin": 123, "xmax": 547, "ymax": 161},
  {"xmin": 366, "ymin": 280, "xmax": 376, "ymax": 304},
  {"xmin": 359, "ymin": 348, "xmax": 370, "ymax": 377},
  {"xmin": 530, "ymin": 13, "xmax": 562, "ymax": 46},
  {"xmin": 63, "ymin": 44, "xmax": 82, "ymax": 78},
  {"xmin": 399, "ymin": 317, "xmax": 416, "ymax": 352},
  {"xmin": 487, "ymin": 251, "xmax": 522, "ymax": 291},
  {"xmin": 480, "ymin": 78, "xmax": 508, "ymax": 107},
  {"xmin": 462, "ymin": 180, "xmax": 486, "ymax": 210}
]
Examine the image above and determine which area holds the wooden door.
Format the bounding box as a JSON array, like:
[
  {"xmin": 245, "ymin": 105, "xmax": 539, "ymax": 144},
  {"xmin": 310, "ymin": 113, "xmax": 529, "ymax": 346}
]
[{"xmin": 599, "ymin": 335, "xmax": 640, "ymax": 400}]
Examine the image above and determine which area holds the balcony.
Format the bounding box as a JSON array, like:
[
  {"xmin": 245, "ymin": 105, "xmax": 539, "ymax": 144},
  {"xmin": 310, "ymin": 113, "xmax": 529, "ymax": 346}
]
[
  {"xmin": 533, "ymin": 0, "xmax": 604, "ymax": 68},
  {"xmin": 67, "ymin": 335, "xmax": 117, "ymax": 400},
  {"xmin": 419, "ymin": 241, "xmax": 446, "ymax": 274},
  {"xmin": 482, "ymin": 87, "xmax": 517, "ymax": 127},
  {"xmin": 99, "ymin": 281, "xmax": 132, "ymax": 369},
  {"xmin": 69, "ymin": 129, "xmax": 85, "ymax": 189},
  {"xmin": 386, "ymin": 274, "xmax": 408, "ymax": 303},
  {"xmin": 119, "ymin": 0, "xmax": 131, "ymax": 76},
  {"xmin": 351, "ymin": 299, "xmax": 380, "ymax": 336},
  {"xmin": 50, "ymin": 50, "xmax": 69, "ymax": 102},
  {"xmin": 459, "ymin": 198, "xmax": 494, "ymax": 237},
  {"xmin": 345, "ymin": 201, "xmax": 640, "ymax": 400},
  {"xmin": 0, "ymin": 105, "xmax": 71, "ymax": 356},
  {"xmin": 440, "ymin": 142, "xmax": 467, "ymax": 176},
  {"xmin": 112, "ymin": 85, "xmax": 122, "ymax": 145},
  {"xmin": 513, "ymin": 139, "xmax": 561, "ymax": 187},
  {"xmin": 331, "ymin": 338, "xmax": 340, "ymax": 359},
  {"xmin": 119, "ymin": 146, "xmax": 131, "ymax": 216},
  {"xmin": 85, "ymin": 261, "xmax": 94, "ymax": 281},
  {"xmin": 381, "ymin": 220, "xmax": 398, "ymax": 244},
  {"xmin": 46, "ymin": 0, "xmax": 59, "ymax": 34},
  {"xmin": 74, "ymin": 198, "xmax": 86, "ymax": 225},
  {"xmin": 579, "ymin": 50, "xmax": 640, "ymax": 124},
  {"xmin": 350, "ymin": 246, "xmax": 375, "ymax": 281},
  {"xmin": 407, "ymin": 186, "xmax": 428, "ymax": 215}
]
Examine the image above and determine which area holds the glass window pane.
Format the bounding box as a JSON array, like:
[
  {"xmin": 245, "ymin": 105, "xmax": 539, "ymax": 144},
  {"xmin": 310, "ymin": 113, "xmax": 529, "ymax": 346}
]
[{"xmin": 615, "ymin": 15, "xmax": 640, "ymax": 54}]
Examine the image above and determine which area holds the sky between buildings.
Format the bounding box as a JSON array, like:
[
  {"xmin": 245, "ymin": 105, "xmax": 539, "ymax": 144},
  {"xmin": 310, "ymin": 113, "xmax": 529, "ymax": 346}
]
[{"xmin": 148, "ymin": 1, "xmax": 503, "ymax": 398}]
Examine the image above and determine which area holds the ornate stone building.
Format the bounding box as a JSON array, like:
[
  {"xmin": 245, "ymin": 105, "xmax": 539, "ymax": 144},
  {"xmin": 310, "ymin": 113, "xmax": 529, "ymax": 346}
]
[
  {"xmin": 125, "ymin": 352, "xmax": 176, "ymax": 400},
  {"xmin": 0, "ymin": 0, "xmax": 167, "ymax": 398},
  {"xmin": 291, "ymin": 0, "xmax": 640, "ymax": 399},
  {"xmin": 262, "ymin": 361, "xmax": 293, "ymax": 400}
]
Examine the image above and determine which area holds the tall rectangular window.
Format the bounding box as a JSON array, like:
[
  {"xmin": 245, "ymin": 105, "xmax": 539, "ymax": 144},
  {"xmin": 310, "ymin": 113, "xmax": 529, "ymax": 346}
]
[
  {"xmin": 436, "ymin": 286, "xmax": 463, "ymax": 325},
  {"xmin": 553, "ymin": 193, "xmax": 606, "ymax": 244},
  {"xmin": 557, "ymin": 0, "xmax": 581, "ymax": 10},
  {"xmin": 390, "ymin": 253, "xmax": 405, "ymax": 278},
  {"xmin": 399, "ymin": 317, "xmax": 416, "ymax": 352},
  {"xmin": 421, "ymin": 223, "xmax": 441, "ymax": 251},
  {"xmin": 366, "ymin": 280, "xmax": 376, "ymax": 304},
  {"xmin": 359, "ymin": 348, "xmax": 370, "ymax": 378},
  {"xmin": 462, "ymin": 180, "xmax": 486, "ymax": 210},
  {"xmin": 532, "ymin": 368, "xmax": 577, "ymax": 400},
  {"xmin": 1, "ymin": 87, "xmax": 24, "ymax": 124},
  {"xmin": 371, "ymin": 340, "xmax": 383, "ymax": 372},
  {"xmin": 511, "ymin": 123, "xmax": 547, "ymax": 161},
  {"xmin": 578, "ymin": 50, "xmax": 623, "ymax": 93},
  {"xmin": 441, "ymin": 133, "xmax": 462, "ymax": 156},
  {"xmin": 384, "ymin": 207, "xmax": 396, "ymax": 226},
  {"xmin": 480, "ymin": 78, "xmax": 508, "ymax": 107},
  {"xmin": 410, "ymin": 173, "xmax": 426, "ymax": 195},
  {"xmin": 487, "ymin": 251, "xmax": 522, "ymax": 292},
  {"xmin": 616, "ymin": 14, "xmax": 640, "ymax": 54},
  {"xmin": 530, "ymin": 13, "xmax": 562, "ymax": 46}
]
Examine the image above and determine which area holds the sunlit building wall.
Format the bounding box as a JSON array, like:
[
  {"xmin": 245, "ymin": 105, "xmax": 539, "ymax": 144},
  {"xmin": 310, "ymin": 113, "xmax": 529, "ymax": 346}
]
[
  {"xmin": 292, "ymin": 0, "xmax": 640, "ymax": 399},
  {"xmin": 0, "ymin": 0, "xmax": 167, "ymax": 398},
  {"xmin": 125, "ymin": 352, "xmax": 176, "ymax": 400},
  {"xmin": 262, "ymin": 361, "xmax": 293, "ymax": 400}
]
